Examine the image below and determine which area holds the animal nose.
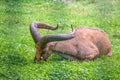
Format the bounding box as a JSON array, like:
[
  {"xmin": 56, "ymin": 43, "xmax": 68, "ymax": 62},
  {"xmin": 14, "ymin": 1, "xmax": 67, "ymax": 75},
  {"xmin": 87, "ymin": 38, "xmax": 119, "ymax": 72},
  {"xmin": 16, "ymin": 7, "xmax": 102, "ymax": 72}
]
[{"xmin": 34, "ymin": 56, "xmax": 41, "ymax": 61}]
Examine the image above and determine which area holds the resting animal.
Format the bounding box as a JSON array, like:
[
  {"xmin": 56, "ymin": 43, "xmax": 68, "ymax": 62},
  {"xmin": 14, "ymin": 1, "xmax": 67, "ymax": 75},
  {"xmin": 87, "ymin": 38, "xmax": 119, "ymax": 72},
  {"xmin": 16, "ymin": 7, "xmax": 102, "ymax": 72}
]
[{"xmin": 30, "ymin": 22, "xmax": 112, "ymax": 61}]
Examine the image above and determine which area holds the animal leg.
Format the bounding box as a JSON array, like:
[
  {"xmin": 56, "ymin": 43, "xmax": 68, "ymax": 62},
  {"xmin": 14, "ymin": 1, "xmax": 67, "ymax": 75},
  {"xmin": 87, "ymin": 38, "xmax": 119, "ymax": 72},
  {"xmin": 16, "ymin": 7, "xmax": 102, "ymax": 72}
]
[
  {"xmin": 84, "ymin": 45, "xmax": 99, "ymax": 60},
  {"xmin": 57, "ymin": 52, "xmax": 79, "ymax": 61},
  {"xmin": 107, "ymin": 49, "xmax": 112, "ymax": 57},
  {"xmin": 85, "ymin": 53, "xmax": 99, "ymax": 60}
]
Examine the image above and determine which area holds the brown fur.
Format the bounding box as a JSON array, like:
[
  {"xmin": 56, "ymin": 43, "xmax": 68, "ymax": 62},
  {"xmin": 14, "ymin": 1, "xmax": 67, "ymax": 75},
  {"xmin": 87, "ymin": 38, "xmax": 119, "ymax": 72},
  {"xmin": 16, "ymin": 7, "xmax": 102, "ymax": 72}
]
[{"xmin": 38, "ymin": 26, "xmax": 112, "ymax": 61}]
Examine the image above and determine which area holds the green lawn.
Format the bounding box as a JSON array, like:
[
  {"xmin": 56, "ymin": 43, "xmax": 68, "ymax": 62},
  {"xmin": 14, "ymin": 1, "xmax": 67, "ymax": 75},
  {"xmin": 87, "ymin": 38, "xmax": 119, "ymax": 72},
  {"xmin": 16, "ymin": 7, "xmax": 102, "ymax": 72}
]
[{"xmin": 0, "ymin": 0, "xmax": 120, "ymax": 80}]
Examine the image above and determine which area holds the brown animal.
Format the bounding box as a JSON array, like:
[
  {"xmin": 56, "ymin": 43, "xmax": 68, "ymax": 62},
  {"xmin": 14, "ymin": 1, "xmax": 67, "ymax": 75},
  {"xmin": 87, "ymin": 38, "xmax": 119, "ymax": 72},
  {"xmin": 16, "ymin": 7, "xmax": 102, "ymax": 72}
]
[{"xmin": 30, "ymin": 22, "xmax": 112, "ymax": 61}]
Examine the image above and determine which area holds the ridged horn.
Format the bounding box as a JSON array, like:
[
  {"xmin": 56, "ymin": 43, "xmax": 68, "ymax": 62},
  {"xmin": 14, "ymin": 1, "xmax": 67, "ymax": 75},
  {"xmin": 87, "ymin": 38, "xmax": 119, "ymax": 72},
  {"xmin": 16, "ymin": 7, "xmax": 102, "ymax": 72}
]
[
  {"xmin": 30, "ymin": 22, "xmax": 58, "ymax": 43},
  {"xmin": 30, "ymin": 22, "xmax": 75, "ymax": 49},
  {"xmin": 40, "ymin": 32, "xmax": 75, "ymax": 49}
]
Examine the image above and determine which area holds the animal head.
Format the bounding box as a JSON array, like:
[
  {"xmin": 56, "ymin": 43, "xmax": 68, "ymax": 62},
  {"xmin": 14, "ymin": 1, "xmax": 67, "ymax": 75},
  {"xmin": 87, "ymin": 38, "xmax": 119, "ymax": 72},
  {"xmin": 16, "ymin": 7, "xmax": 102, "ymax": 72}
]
[{"xmin": 30, "ymin": 22, "xmax": 75, "ymax": 61}]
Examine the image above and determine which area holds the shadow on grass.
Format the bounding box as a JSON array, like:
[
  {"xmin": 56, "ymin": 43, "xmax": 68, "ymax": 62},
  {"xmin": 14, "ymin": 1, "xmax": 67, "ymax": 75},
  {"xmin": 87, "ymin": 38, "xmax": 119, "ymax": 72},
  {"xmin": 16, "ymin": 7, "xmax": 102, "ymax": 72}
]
[
  {"xmin": 1, "ymin": 53, "xmax": 28, "ymax": 66},
  {"xmin": 0, "ymin": 53, "xmax": 27, "ymax": 79},
  {"xmin": 47, "ymin": 54, "xmax": 67, "ymax": 61},
  {"xmin": 112, "ymin": 34, "xmax": 120, "ymax": 39}
]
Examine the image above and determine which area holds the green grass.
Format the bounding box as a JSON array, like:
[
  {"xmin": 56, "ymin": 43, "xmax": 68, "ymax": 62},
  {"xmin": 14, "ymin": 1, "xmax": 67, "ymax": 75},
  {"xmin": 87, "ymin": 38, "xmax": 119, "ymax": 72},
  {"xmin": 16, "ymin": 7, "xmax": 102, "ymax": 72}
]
[{"xmin": 0, "ymin": 0, "xmax": 120, "ymax": 80}]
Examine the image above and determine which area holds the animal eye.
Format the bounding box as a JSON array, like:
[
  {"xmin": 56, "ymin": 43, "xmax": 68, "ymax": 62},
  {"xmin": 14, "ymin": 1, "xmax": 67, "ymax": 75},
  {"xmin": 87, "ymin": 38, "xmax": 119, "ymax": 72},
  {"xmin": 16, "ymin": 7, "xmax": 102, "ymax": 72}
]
[{"xmin": 41, "ymin": 56, "xmax": 43, "ymax": 59}]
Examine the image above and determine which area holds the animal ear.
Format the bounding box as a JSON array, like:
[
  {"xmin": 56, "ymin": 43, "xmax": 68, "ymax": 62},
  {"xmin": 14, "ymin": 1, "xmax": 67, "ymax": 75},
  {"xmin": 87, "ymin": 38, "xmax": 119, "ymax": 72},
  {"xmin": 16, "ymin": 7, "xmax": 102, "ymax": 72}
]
[{"xmin": 71, "ymin": 24, "xmax": 75, "ymax": 32}]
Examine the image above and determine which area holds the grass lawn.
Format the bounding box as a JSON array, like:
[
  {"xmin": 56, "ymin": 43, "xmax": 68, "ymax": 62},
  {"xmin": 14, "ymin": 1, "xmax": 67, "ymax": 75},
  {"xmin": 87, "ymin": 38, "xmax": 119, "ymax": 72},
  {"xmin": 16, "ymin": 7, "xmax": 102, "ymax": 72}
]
[{"xmin": 0, "ymin": 0, "xmax": 120, "ymax": 80}]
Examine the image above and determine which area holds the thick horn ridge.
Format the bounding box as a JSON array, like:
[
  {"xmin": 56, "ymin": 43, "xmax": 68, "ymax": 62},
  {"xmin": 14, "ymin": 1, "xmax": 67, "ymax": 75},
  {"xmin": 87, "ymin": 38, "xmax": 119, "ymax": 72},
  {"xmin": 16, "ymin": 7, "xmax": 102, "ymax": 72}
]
[
  {"xmin": 40, "ymin": 33, "xmax": 75, "ymax": 49},
  {"xmin": 30, "ymin": 21, "xmax": 75, "ymax": 49},
  {"xmin": 36, "ymin": 22, "xmax": 58, "ymax": 30},
  {"xmin": 30, "ymin": 22, "xmax": 58, "ymax": 43},
  {"xmin": 30, "ymin": 22, "xmax": 41, "ymax": 43}
]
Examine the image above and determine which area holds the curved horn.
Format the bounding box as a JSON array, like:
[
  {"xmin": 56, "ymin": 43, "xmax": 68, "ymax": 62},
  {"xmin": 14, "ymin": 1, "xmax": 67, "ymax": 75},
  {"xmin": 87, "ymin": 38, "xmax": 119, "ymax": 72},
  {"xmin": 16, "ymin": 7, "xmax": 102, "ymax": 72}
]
[
  {"xmin": 36, "ymin": 22, "xmax": 58, "ymax": 30},
  {"xmin": 30, "ymin": 22, "xmax": 58, "ymax": 43},
  {"xmin": 30, "ymin": 22, "xmax": 75, "ymax": 49},
  {"xmin": 40, "ymin": 32, "xmax": 75, "ymax": 49}
]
